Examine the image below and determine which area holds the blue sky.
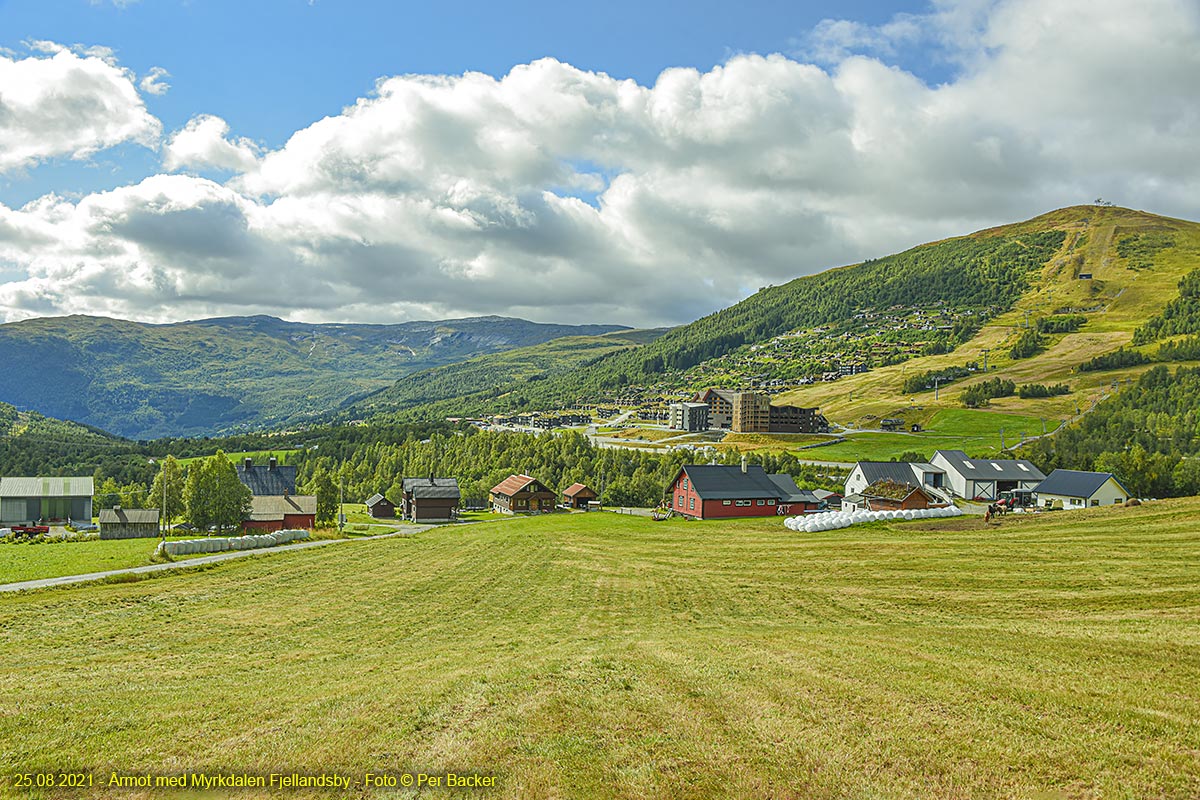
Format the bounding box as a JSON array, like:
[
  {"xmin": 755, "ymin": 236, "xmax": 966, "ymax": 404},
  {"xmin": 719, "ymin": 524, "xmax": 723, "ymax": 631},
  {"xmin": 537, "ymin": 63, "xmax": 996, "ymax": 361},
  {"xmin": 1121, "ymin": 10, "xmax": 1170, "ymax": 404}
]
[{"xmin": 0, "ymin": 0, "xmax": 1197, "ymax": 326}]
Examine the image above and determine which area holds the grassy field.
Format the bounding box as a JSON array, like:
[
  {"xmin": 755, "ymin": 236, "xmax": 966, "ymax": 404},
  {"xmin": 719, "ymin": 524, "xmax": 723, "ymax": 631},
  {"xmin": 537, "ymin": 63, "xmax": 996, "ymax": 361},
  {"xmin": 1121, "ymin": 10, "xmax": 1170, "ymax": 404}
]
[
  {"xmin": 0, "ymin": 536, "xmax": 220, "ymax": 585},
  {"xmin": 2, "ymin": 503, "xmax": 1199, "ymax": 798},
  {"xmin": 785, "ymin": 408, "xmax": 1062, "ymax": 463}
]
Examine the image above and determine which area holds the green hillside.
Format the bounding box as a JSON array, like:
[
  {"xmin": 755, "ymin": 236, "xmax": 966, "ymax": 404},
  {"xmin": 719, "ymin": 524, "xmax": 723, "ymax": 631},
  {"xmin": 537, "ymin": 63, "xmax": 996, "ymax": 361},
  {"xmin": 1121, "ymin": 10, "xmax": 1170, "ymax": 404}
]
[
  {"xmin": 346, "ymin": 328, "xmax": 670, "ymax": 420},
  {"xmin": 3, "ymin": 507, "xmax": 1197, "ymax": 798},
  {"xmin": 0, "ymin": 315, "xmax": 627, "ymax": 438},
  {"xmin": 775, "ymin": 206, "xmax": 1200, "ymax": 427}
]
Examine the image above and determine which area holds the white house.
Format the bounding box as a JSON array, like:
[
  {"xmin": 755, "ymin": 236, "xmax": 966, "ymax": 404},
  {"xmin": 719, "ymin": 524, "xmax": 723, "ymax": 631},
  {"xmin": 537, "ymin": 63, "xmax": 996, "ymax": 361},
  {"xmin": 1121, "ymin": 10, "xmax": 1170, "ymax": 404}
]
[
  {"xmin": 1033, "ymin": 470, "xmax": 1130, "ymax": 509},
  {"xmin": 930, "ymin": 450, "xmax": 1045, "ymax": 501},
  {"xmin": 844, "ymin": 461, "xmax": 947, "ymax": 497}
]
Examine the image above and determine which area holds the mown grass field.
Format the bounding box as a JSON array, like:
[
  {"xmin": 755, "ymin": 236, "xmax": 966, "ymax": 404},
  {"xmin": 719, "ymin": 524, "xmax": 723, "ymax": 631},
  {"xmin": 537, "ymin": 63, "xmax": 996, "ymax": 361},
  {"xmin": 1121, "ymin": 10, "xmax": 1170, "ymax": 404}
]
[
  {"xmin": 0, "ymin": 536, "xmax": 213, "ymax": 585},
  {"xmin": 2, "ymin": 503, "xmax": 1198, "ymax": 799}
]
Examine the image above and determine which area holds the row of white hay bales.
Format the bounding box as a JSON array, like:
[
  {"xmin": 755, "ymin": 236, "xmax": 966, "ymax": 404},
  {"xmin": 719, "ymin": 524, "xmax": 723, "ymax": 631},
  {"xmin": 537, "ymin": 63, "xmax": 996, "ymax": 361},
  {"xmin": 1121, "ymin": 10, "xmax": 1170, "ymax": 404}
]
[
  {"xmin": 156, "ymin": 529, "xmax": 310, "ymax": 557},
  {"xmin": 785, "ymin": 505, "xmax": 965, "ymax": 532}
]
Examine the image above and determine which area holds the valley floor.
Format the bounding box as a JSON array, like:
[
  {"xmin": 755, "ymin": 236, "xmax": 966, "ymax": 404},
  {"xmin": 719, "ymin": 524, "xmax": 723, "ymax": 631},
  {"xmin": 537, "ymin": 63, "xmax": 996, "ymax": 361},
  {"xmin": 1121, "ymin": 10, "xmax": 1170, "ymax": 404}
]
[{"xmin": 1, "ymin": 503, "xmax": 1198, "ymax": 799}]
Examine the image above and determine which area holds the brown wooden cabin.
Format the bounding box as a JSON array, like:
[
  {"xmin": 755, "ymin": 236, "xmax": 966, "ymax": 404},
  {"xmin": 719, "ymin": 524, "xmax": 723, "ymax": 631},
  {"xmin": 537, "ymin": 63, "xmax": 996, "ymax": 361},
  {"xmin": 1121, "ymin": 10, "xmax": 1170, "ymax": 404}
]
[
  {"xmin": 489, "ymin": 474, "xmax": 556, "ymax": 514},
  {"xmin": 562, "ymin": 482, "xmax": 598, "ymax": 509}
]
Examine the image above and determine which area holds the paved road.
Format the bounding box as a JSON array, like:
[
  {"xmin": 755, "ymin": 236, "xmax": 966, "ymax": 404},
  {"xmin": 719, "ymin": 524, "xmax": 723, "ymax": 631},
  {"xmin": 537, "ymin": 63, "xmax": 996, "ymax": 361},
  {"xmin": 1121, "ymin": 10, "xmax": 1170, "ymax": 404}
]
[{"xmin": 0, "ymin": 525, "xmax": 436, "ymax": 594}]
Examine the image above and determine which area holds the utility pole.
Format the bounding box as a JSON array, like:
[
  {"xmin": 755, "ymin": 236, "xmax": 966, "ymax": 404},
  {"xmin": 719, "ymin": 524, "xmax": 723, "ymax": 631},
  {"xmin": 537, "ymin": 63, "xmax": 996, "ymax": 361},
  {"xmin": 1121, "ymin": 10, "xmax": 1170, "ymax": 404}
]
[
  {"xmin": 338, "ymin": 473, "xmax": 345, "ymax": 534},
  {"xmin": 1024, "ymin": 309, "xmax": 1032, "ymax": 329},
  {"xmin": 161, "ymin": 469, "xmax": 168, "ymax": 542},
  {"xmin": 934, "ymin": 376, "xmax": 940, "ymax": 401},
  {"xmin": 981, "ymin": 348, "xmax": 991, "ymax": 371}
]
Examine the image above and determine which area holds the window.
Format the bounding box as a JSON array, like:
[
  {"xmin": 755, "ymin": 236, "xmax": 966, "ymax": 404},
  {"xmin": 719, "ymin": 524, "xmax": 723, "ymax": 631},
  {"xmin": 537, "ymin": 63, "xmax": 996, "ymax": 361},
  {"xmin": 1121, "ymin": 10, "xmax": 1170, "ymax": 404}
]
[
  {"xmin": 963, "ymin": 460, "xmax": 975, "ymax": 469},
  {"xmin": 678, "ymin": 495, "xmax": 684, "ymax": 506},
  {"xmin": 767, "ymin": 499, "xmax": 775, "ymax": 505},
  {"xmin": 682, "ymin": 478, "xmax": 688, "ymax": 490},
  {"xmin": 1017, "ymin": 463, "xmax": 1029, "ymax": 472},
  {"xmin": 722, "ymin": 500, "xmax": 731, "ymax": 506},
  {"xmin": 756, "ymin": 499, "xmax": 765, "ymax": 506},
  {"xmin": 736, "ymin": 500, "xmax": 751, "ymax": 507},
  {"xmin": 1091, "ymin": 499, "xmax": 1099, "ymax": 506},
  {"xmin": 689, "ymin": 497, "xmax": 695, "ymax": 510},
  {"xmin": 992, "ymin": 463, "xmax": 1003, "ymax": 472}
]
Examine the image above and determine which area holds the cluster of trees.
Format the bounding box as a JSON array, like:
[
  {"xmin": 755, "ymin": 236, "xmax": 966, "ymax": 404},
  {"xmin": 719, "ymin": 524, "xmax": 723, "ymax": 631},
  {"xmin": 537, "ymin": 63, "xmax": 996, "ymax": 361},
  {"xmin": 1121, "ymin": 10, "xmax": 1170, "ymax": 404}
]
[
  {"xmin": 1156, "ymin": 335, "xmax": 1200, "ymax": 362},
  {"xmin": 92, "ymin": 453, "xmax": 251, "ymax": 532},
  {"xmin": 297, "ymin": 428, "xmax": 846, "ymax": 511},
  {"xmin": 1017, "ymin": 383, "xmax": 1070, "ymax": 399},
  {"xmin": 1019, "ymin": 365, "xmax": 1200, "ymax": 497},
  {"xmin": 961, "ymin": 378, "xmax": 1016, "ymax": 408},
  {"xmin": 1132, "ymin": 269, "xmax": 1200, "ymax": 344},
  {"xmin": 1037, "ymin": 315, "xmax": 1087, "ymax": 334},
  {"xmin": 1078, "ymin": 348, "xmax": 1151, "ymax": 372},
  {"xmin": 902, "ymin": 366, "xmax": 974, "ymax": 394},
  {"xmin": 1008, "ymin": 328, "xmax": 1044, "ymax": 360}
]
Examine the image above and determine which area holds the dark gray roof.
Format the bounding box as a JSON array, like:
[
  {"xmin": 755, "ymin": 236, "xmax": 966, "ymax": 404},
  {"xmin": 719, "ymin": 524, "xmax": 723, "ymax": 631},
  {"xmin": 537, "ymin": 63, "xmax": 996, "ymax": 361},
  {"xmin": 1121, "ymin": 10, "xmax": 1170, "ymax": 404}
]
[
  {"xmin": 237, "ymin": 464, "xmax": 297, "ymax": 496},
  {"xmin": 1034, "ymin": 469, "xmax": 1127, "ymax": 499},
  {"xmin": 99, "ymin": 508, "xmax": 159, "ymax": 524},
  {"xmin": 855, "ymin": 462, "xmax": 928, "ymax": 486},
  {"xmin": 813, "ymin": 489, "xmax": 841, "ymax": 501},
  {"xmin": 679, "ymin": 465, "xmax": 786, "ymax": 500},
  {"xmin": 405, "ymin": 477, "xmax": 461, "ymax": 499},
  {"xmin": 767, "ymin": 474, "xmax": 820, "ymax": 504},
  {"xmin": 933, "ymin": 450, "xmax": 1045, "ymax": 482}
]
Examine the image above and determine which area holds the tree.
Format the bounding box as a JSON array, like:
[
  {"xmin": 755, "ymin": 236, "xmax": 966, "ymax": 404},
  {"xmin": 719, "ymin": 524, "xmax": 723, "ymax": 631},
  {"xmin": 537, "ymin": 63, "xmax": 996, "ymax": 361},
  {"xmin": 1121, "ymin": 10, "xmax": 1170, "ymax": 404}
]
[
  {"xmin": 150, "ymin": 455, "xmax": 186, "ymax": 528},
  {"xmin": 305, "ymin": 466, "xmax": 338, "ymax": 528},
  {"xmin": 184, "ymin": 451, "xmax": 252, "ymax": 534},
  {"xmin": 95, "ymin": 477, "xmax": 122, "ymax": 511},
  {"xmin": 1171, "ymin": 458, "xmax": 1200, "ymax": 497}
]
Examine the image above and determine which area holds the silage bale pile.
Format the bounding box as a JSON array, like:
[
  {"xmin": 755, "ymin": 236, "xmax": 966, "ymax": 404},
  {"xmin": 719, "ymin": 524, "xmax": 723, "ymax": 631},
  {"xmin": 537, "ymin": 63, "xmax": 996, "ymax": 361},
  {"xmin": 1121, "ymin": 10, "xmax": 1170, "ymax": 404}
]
[
  {"xmin": 157, "ymin": 529, "xmax": 310, "ymax": 557},
  {"xmin": 784, "ymin": 505, "xmax": 963, "ymax": 532}
]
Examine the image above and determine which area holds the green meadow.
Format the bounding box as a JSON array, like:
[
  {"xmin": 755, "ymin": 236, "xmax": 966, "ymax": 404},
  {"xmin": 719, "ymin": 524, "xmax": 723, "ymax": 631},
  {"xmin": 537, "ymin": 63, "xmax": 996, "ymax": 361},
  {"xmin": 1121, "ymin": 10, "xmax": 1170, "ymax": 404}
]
[{"xmin": 1, "ymin": 503, "xmax": 1198, "ymax": 799}]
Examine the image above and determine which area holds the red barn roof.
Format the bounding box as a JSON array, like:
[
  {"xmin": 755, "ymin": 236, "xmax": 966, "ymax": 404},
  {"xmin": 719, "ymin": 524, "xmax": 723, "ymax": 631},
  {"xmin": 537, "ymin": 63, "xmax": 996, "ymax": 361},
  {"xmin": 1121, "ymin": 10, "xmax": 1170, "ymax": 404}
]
[
  {"xmin": 491, "ymin": 474, "xmax": 539, "ymax": 496},
  {"xmin": 562, "ymin": 483, "xmax": 595, "ymax": 497}
]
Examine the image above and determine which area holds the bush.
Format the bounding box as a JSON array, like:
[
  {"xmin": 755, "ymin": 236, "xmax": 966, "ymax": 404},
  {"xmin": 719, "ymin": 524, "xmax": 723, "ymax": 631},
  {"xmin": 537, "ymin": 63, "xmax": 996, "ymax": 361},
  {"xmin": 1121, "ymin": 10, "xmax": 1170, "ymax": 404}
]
[
  {"xmin": 1009, "ymin": 328, "xmax": 1044, "ymax": 360},
  {"xmin": 1078, "ymin": 348, "xmax": 1151, "ymax": 372},
  {"xmin": 1018, "ymin": 383, "xmax": 1070, "ymax": 398}
]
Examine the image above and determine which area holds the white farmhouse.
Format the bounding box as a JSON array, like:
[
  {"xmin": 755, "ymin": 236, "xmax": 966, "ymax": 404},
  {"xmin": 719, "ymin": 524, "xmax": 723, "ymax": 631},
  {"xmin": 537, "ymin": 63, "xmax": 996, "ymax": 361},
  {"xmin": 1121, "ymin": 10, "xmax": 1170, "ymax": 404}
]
[
  {"xmin": 844, "ymin": 461, "xmax": 948, "ymax": 497},
  {"xmin": 1033, "ymin": 470, "xmax": 1131, "ymax": 509}
]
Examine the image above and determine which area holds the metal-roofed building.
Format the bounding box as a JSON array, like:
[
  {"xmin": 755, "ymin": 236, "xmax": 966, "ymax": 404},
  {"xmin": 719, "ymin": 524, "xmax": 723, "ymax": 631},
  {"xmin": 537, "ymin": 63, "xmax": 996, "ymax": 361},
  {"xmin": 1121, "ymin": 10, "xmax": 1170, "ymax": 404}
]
[
  {"xmin": 844, "ymin": 462, "xmax": 946, "ymax": 497},
  {"xmin": 930, "ymin": 450, "xmax": 1045, "ymax": 501},
  {"xmin": 245, "ymin": 494, "xmax": 316, "ymax": 531},
  {"xmin": 403, "ymin": 477, "xmax": 461, "ymax": 522},
  {"xmin": 1033, "ymin": 470, "xmax": 1130, "ymax": 509},
  {"xmin": 99, "ymin": 507, "xmax": 160, "ymax": 539},
  {"xmin": 666, "ymin": 463, "xmax": 820, "ymax": 519},
  {"xmin": 365, "ymin": 493, "xmax": 396, "ymax": 518},
  {"xmin": 0, "ymin": 476, "xmax": 94, "ymax": 525}
]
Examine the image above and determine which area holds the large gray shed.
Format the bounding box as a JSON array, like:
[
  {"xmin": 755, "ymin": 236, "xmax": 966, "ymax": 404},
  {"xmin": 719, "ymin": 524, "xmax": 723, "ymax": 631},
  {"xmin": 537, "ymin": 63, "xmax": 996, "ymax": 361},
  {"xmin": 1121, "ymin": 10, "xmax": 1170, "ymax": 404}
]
[{"xmin": 0, "ymin": 476, "xmax": 94, "ymax": 525}]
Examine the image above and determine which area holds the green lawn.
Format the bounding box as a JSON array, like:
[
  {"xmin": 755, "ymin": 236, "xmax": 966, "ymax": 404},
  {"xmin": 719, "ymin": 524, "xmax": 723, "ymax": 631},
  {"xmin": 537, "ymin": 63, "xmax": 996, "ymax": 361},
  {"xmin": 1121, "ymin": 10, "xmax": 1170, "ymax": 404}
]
[
  {"xmin": 0, "ymin": 536, "xmax": 219, "ymax": 585},
  {"xmin": 2, "ymin": 504, "xmax": 1198, "ymax": 798},
  {"xmin": 811, "ymin": 408, "xmax": 1064, "ymax": 462}
]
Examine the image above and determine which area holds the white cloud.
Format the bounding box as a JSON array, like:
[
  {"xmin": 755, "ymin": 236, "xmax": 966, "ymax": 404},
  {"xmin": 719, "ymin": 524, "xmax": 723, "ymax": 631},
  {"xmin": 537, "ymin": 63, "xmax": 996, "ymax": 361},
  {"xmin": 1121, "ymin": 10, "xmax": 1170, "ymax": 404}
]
[
  {"xmin": 0, "ymin": 0, "xmax": 1198, "ymax": 327},
  {"xmin": 164, "ymin": 115, "xmax": 260, "ymax": 172},
  {"xmin": 140, "ymin": 66, "xmax": 170, "ymax": 96},
  {"xmin": 0, "ymin": 45, "xmax": 161, "ymax": 174}
]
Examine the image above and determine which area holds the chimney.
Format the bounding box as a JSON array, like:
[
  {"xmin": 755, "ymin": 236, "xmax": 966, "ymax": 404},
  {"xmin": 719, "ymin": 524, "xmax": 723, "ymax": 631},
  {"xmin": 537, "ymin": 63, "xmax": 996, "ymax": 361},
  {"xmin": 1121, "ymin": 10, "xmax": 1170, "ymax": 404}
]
[
  {"xmin": 113, "ymin": 504, "xmax": 121, "ymax": 511},
  {"xmin": 244, "ymin": 457, "xmax": 253, "ymax": 470},
  {"xmin": 741, "ymin": 455, "xmax": 747, "ymax": 474},
  {"xmin": 429, "ymin": 472, "xmax": 435, "ymax": 485},
  {"xmin": 268, "ymin": 456, "xmax": 277, "ymax": 470},
  {"xmin": 283, "ymin": 488, "xmax": 289, "ymax": 499}
]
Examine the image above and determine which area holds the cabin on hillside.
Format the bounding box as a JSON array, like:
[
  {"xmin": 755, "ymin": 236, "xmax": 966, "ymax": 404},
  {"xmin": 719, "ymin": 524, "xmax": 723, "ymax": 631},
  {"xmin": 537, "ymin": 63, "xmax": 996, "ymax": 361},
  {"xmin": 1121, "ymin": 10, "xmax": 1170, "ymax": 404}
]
[
  {"xmin": 99, "ymin": 506, "xmax": 160, "ymax": 539},
  {"xmin": 237, "ymin": 457, "xmax": 296, "ymax": 496},
  {"xmin": 244, "ymin": 493, "xmax": 316, "ymax": 531},
  {"xmin": 402, "ymin": 477, "xmax": 461, "ymax": 523},
  {"xmin": 365, "ymin": 493, "xmax": 395, "ymax": 519},
  {"xmin": 0, "ymin": 476, "xmax": 94, "ymax": 525},
  {"xmin": 1033, "ymin": 470, "xmax": 1130, "ymax": 509},
  {"xmin": 562, "ymin": 483, "xmax": 598, "ymax": 510},
  {"xmin": 666, "ymin": 463, "xmax": 820, "ymax": 520},
  {"xmin": 489, "ymin": 475, "xmax": 556, "ymax": 514}
]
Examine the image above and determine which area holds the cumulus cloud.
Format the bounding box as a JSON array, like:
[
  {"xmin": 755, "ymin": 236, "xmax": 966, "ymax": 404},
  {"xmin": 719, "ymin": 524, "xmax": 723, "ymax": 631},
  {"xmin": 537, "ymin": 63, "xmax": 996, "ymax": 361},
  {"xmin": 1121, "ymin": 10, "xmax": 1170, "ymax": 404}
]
[
  {"xmin": 139, "ymin": 66, "xmax": 170, "ymax": 95},
  {"xmin": 0, "ymin": 45, "xmax": 161, "ymax": 174},
  {"xmin": 164, "ymin": 115, "xmax": 260, "ymax": 172},
  {"xmin": 0, "ymin": 0, "xmax": 1198, "ymax": 327}
]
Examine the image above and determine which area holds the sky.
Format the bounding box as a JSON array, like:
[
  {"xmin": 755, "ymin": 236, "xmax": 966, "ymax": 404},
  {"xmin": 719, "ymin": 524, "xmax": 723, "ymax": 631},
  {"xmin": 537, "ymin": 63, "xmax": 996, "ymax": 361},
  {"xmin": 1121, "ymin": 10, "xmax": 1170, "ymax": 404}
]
[{"xmin": 0, "ymin": 0, "xmax": 1197, "ymax": 328}]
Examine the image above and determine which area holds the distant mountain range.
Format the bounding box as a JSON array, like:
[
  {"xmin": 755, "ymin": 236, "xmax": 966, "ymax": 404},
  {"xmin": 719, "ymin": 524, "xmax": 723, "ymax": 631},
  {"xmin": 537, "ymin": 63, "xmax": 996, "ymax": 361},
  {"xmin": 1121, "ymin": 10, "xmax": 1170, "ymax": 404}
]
[{"xmin": 0, "ymin": 314, "xmax": 627, "ymax": 438}]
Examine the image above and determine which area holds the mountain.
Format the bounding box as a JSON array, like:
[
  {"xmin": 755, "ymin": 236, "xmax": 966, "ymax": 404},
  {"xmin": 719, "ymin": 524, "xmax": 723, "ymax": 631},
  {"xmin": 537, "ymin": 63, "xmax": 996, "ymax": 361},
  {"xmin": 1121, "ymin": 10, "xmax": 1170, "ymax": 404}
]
[
  {"xmin": 0, "ymin": 314, "xmax": 628, "ymax": 438},
  {"xmin": 351, "ymin": 205, "xmax": 1200, "ymax": 427}
]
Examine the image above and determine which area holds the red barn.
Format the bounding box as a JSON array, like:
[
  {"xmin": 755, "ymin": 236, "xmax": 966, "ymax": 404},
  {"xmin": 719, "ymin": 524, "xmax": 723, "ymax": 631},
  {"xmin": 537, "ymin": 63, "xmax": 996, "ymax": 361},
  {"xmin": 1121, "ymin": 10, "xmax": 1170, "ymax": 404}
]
[
  {"xmin": 666, "ymin": 464, "xmax": 821, "ymax": 520},
  {"xmin": 244, "ymin": 494, "xmax": 317, "ymax": 532}
]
